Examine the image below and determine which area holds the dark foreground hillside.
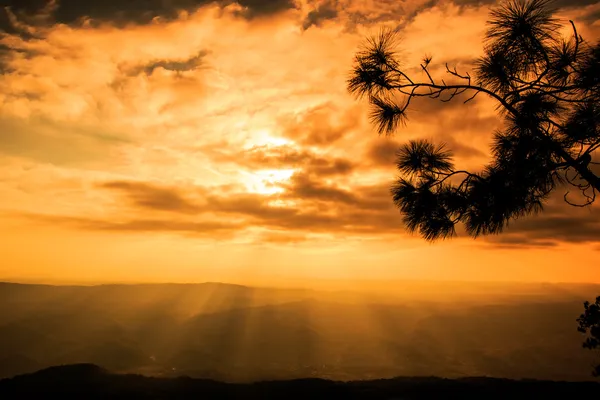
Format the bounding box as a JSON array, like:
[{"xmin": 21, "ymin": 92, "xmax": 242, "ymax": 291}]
[{"xmin": 0, "ymin": 364, "xmax": 598, "ymax": 399}]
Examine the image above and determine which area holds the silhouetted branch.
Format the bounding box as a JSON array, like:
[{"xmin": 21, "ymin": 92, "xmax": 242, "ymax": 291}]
[
  {"xmin": 570, "ymin": 20, "xmax": 582, "ymax": 69},
  {"xmin": 564, "ymin": 189, "xmax": 596, "ymax": 207},
  {"xmin": 420, "ymin": 63, "xmax": 435, "ymax": 85},
  {"xmin": 445, "ymin": 63, "xmax": 471, "ymax": 83},
  {"xmin": 348, "ymin": 0, "xmax": 600, "ymax": 245},
  {"xmin": 464, "ymin": 91, "xmax": 480, "ymax": 104}
]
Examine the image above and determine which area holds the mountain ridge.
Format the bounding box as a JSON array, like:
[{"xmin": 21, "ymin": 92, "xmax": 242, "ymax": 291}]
[{"xmin": 1, "ymin": 364, "xmax": 598, "ymax": 399}]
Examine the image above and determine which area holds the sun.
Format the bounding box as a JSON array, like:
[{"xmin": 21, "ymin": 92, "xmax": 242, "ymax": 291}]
[{"xmin": 240, "ymin": 129, "xmax": 297, "ymax": 195}]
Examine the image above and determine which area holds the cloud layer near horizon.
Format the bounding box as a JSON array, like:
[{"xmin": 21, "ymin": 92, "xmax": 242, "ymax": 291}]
[{"xmin": 1, "ymin": 0, "xmax": 599, "ymax": 282}]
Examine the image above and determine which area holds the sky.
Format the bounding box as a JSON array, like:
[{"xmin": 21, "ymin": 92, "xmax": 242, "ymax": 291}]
[{"xmin": 0, "ymin": 0, "xmax": 599, "ymax": 286}]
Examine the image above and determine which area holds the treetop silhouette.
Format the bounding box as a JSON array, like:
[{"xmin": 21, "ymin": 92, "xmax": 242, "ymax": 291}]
[
  {"xmin": 348, "ymin": 0, "xmax": 600, "ymax": 241},
  {"xmin": 577, "ymin": 296, "xmax": 600, "ymax": 376}
]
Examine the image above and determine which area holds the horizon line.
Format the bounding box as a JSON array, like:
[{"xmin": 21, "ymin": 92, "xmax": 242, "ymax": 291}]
[{"xmin": 2, "ymin": 277, "xmax": 600, "ymax": 289}]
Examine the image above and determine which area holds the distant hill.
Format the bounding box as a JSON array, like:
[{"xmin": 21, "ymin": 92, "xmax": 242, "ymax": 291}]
[
  {"xmin": 1, "ymin": 281, "xmax": 599, "ymax": 381},
  {"xmin": 0, "ymin": 364, "xmax": 598, "ymax": 399}
]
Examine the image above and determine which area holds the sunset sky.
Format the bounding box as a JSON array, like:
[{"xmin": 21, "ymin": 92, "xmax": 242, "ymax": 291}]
[{"xmin": 0, "ymin": 0, "xmax": 599, "ymax": 286}]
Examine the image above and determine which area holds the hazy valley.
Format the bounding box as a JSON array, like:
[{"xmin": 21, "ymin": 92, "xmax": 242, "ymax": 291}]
[{"xmin": 1, "ymin": 281, "xmax": 599, "ymax": 382}]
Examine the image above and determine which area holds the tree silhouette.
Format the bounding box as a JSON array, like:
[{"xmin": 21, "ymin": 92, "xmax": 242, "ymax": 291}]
[
  {"xmin": 348, "ymin": 0, "xmax": 599, "ymax": 240},
  {"xmin": 577, "ymin": 296, "xmax": 600, "ymax": 376},
  {"xmin": 348, "ymin": 0, "xmax": 600, "ymax": 374}
]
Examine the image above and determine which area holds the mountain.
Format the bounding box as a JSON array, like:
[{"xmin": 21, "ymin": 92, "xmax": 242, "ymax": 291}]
[
  {"xmin": 0, "ymin": 364, "xmax": 598, "ymax": 399},
  {"xmin": 0, "ymin": 281, "xmax": 599, "ymax": 381}
]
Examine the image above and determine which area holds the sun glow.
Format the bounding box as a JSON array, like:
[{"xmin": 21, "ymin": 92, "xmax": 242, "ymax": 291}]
[
  {"xmin": 243, "ymin": 168, "xmax": 296, "ymax": 195},
  {"xmin": 244, "ymin": 129, "xmax": 294, "ymax": 149},
  {"xmin": 238, "ymin": 128, "xmax": 298, "ymax": 194}
]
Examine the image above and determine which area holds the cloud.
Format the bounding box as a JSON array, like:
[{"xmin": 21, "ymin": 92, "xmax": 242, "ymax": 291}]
[
  {"xmin": 281, "ymin": 172, "xmax": 359, "ymax": 205},
  {"xmin": 578, "ymin": 7, "xmax": 600, "ymax": 25},
  {"xmin": 0, "ymin": 0, "xmax": 56, "ymax": 37},
  {"xmin": 201, "ymin": 142, "xmax": 355, "ymax": 176},
  {"xmin": 302, "ymin": 1, "xmax": 338, "ymax": 30},
  {"xmin": 235, "ymin": 0, "xmax": 297, "ymax": 18},
  {"xmin": 482, "ymin": 194, "xmax": 600, "ymax": 247},
  {"xmin": 378, "ymin": 90, "xmax": 500, "ymax": 169},
  {"xmin": 504, "ymin": 214, "xmax": 600, "ymax": 244},
  {"xmin": 485, "ymin": 236, "xmax": 560, "ymax": 249},
  {"xmin": 130, "ymin": 51, "xmax": 208, "ymax": 76},
  {"xmin": 0, "ymin": 0, "xmax": 298, "ymax": 30},
  {"xmin": 279, "ymin": 103, "xmax": 363, "ymax": 146},
  {"xmin": 100, "ymin": 180, "xmax": 203, "ymax": 214},
  {"xmin": 365, "ymin": 131, "xmax": 487, "ymax": 171},
  {"xmin": 367, "ymin": 139, "xmax": 400, "ymax": 167},
  {"xmin": 23, "ymin": 213, "xmax": 241, "ymax": 236},
  {"xmin": 553, "ymin": 0, "xmax": 600, "ymax": 9},
  {"xmin": 21, "ymin": 175, "xmax": 401, "ymax": 237}
]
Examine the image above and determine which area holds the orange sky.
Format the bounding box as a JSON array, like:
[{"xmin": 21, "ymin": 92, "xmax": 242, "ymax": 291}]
[{"xmin": 0, "ymin": 0, "xmax": 599, "ymax": 286}]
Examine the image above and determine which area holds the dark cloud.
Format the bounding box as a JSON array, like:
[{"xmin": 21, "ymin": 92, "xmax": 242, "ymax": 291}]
[
  {"xmin": 451, "ymin": 0, "xmax": 493, "ymax": 6},
  {"xmin": 28, "ymin": 174, "xmax": 600, "ymax": 244},
  {"xmin": 199, "ymin": 141, "xmax": 355, "ymax": 177},
  {"xmin": 38, "ymin": 162, "xmax": 599, "ymax": 246},
  {"xmin": 0, "ymin": 0, "xmax": 297, "ymax": 31},
  {"xmin": 281, "ymin": 173, "xmax": 358, "ymax": 205},
  {"xmin": 279, "ymin": 103, "xmax": 361, "ymax": 146},
  {"xmin": 280, "ymin": 172, "xmax": 394, "ymax": 212},
  {"xmin": 344, "ymin": 3, "xmax": 405, "ymax": 30},
  {"xmin": 577, "ymin": 7, "xmax": 600, "ymax": 25},
  {"xmin": 302, "ymin": 1, "xmax": 338, "ymax": 30},
  {"xmin": 305, "ymin": 157, "xmax": 354, "ymax": 176},
  {"xmin": 204, "ymin": 178, "xmax": 400, "ymax": 232},
  {"xmin": 409, "ymin": 89, "xmax": 502, "ymax": 134},
  {"xmin": 420, "ymin": 0, "xmax": 600, "ymax": 12},
  {"xmin": 449, "ymin": 0, "xmax": 598, "ymax": 7},
  {"xmin": 100, "ymin": 181, "xmax": 203, "ymax": 214},
  {"xmin": 483, "ymin": 193, "xmax": 600, "ymax": 247},
  {"xmin": 389, "ymin": 89, "xmax": 498, "ymax": 163},
  {"xmin": 553, "ymin": 0, "xmax": 600, "ymax": 9},
  {"xmin": 367, "ymin": 139, "xmax": 400, "ymax": 167},
  {"xmin": 366, "ymin": 134, "xmax": 485, "ymax": 170},
  {"xmin": 486, "ymin": 235, "xmax": 559, "ymax": 249},
  {"xmin": 234, "ymin": 0, "xmax": 296, "ymax": 18},
  {"xmin": 366, "ymin": 141, "xmax": 600, "ymax": 246},
  {"xmin": 0, "ymin": 0, "xmax": 53, "ymax": 36},
  {"xmin": 440, "ymin": 135, "xmax": 487, "ymax": 159},
  {"xmin": 131, "ymin": 51, "xmax": 208, "ymax": 76},
  {"xmin": 506, "ymin": 214, "xmax": 600, "ymax": 244},
  {"xmin": 3, "ymin": 0, "xmax": 595, "ymax": 36},
  {"xmin": 404, "ymin": 0, "xmax": 600, "ymax": 28},
  {"xmin": 407, "ymin": 80, "xmax": 485, "ymax": 117},
  {"xmin": 24, "ymin": 175, "xmax": 399, "ymax": 237}
]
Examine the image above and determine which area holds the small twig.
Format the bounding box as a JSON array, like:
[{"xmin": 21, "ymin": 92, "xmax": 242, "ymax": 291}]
[
  {"xmin": 464, "ymin": 91, "xmax": 479, "ymax": 103},
  {"xmin": 570, "ymin": 20, "xmax": 581, "ymax": 65},
  {"xmin": 564, "ymin": 190, "xmax": 595, "ymax": 207},
  {"xmin": 420, "ymin": 64, "xmax": 435, "ymax": 85},
  {"xmin": 445, "ymin": 63, "xmax": 471, "ymax": 82}
]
